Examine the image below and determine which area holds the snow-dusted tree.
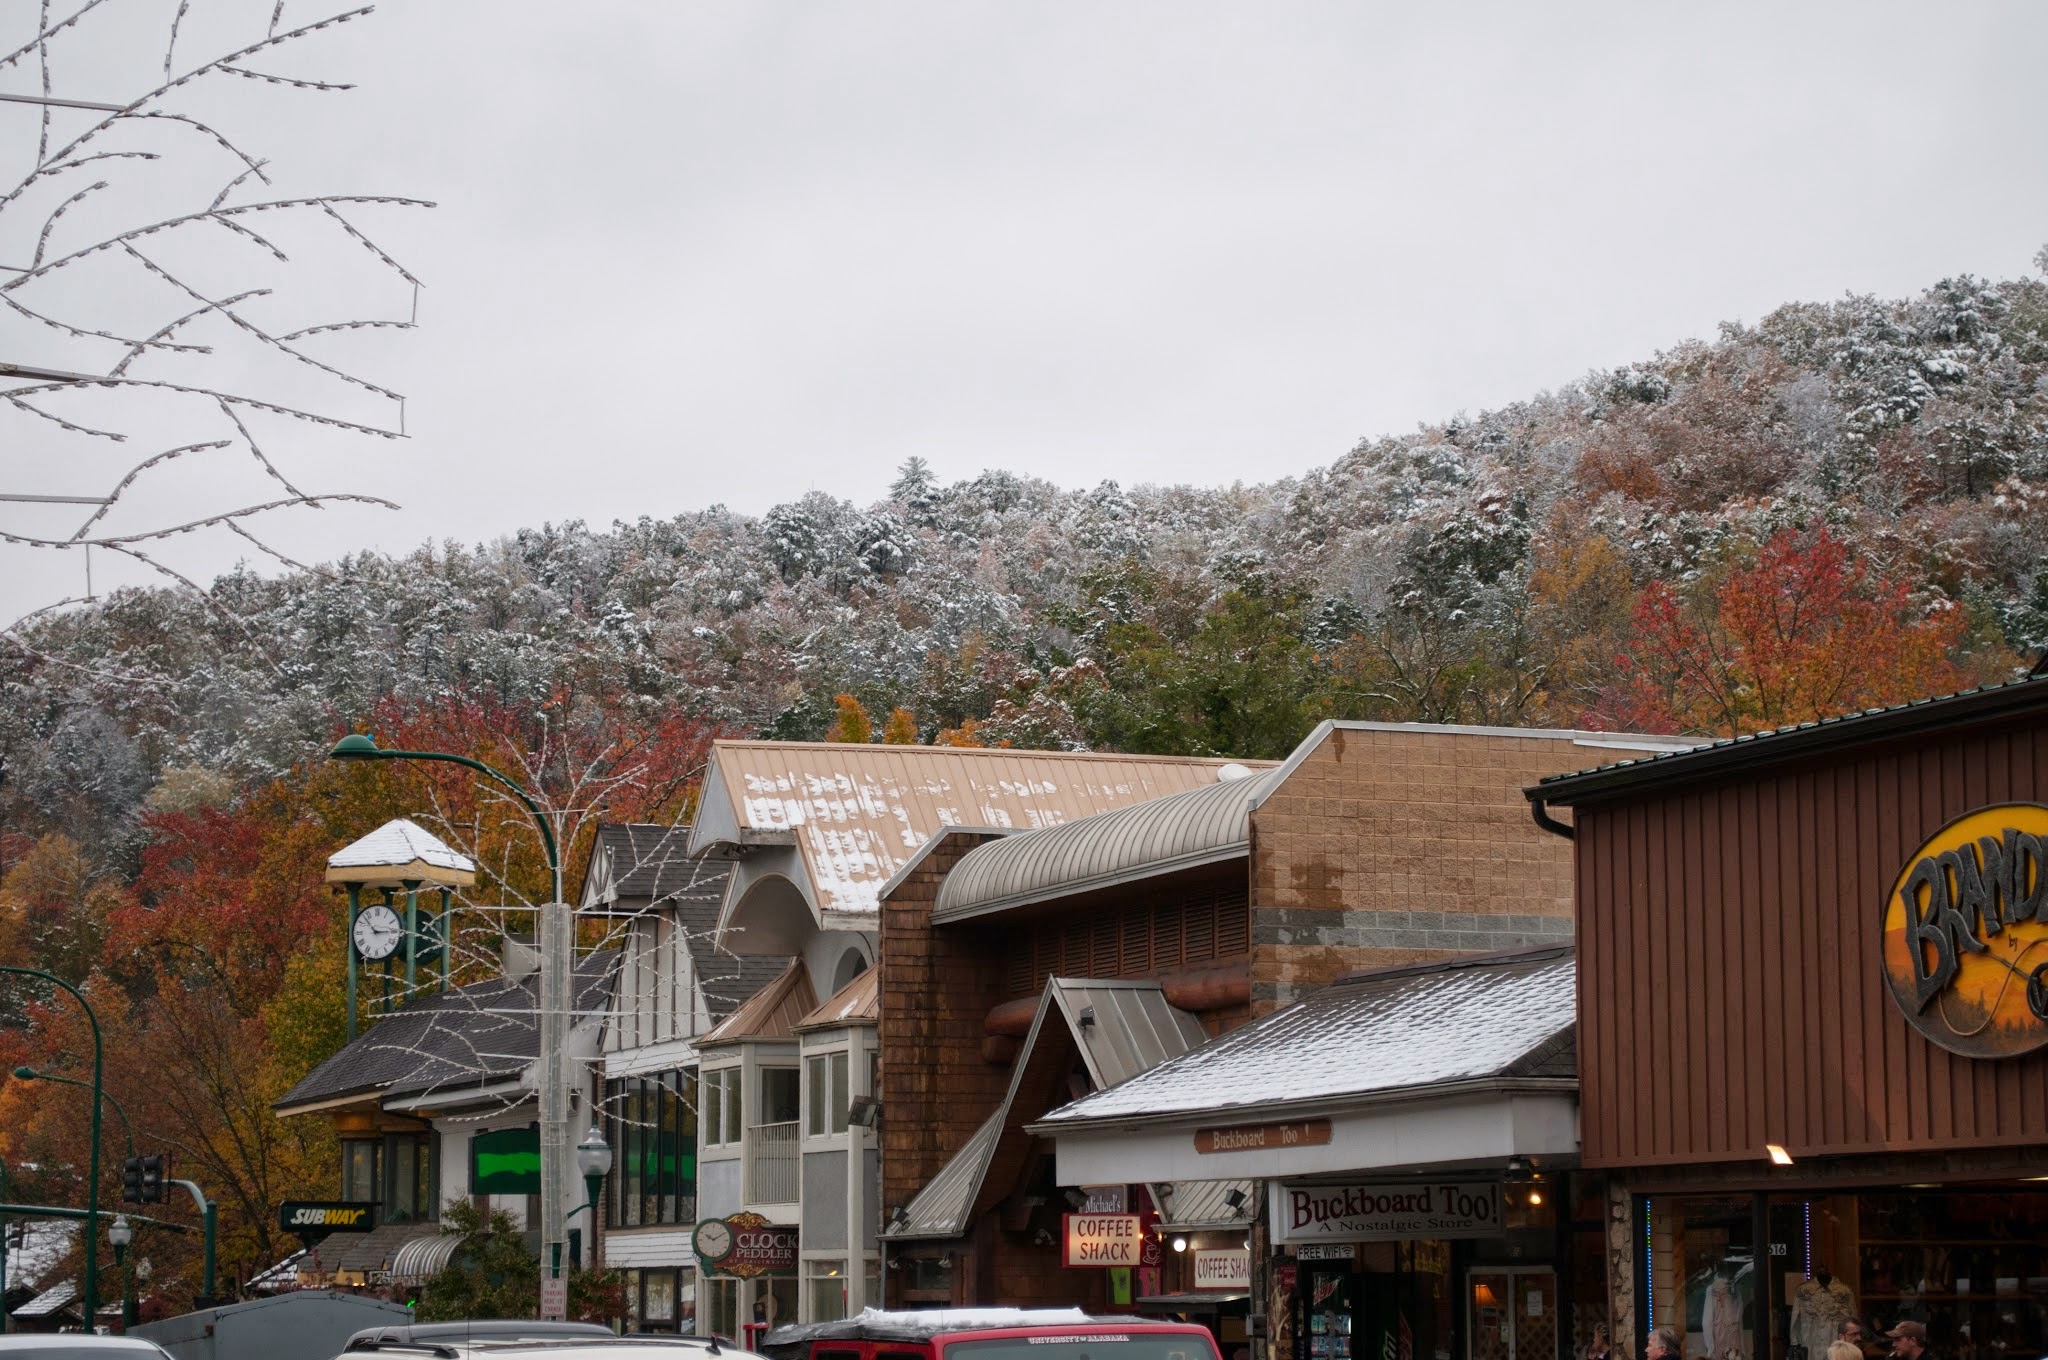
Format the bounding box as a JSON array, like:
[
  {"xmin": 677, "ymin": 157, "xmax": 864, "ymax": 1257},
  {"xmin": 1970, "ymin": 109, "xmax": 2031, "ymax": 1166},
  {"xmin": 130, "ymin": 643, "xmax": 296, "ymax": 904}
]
[{"xmin": 0, "ymin": 1, "xmax": 426, "ymax": 637}]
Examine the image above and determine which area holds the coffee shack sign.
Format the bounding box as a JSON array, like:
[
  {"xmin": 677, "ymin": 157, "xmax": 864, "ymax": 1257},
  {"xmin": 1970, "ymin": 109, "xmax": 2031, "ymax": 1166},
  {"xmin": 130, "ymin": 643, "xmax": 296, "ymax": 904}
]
[
  {"xmin": 1273, "ymin": 1181, "xmax": 1500, "ymax": 1244},
  {"xmin": 1883, "ymin": 803, "xmax": 2048, "ymax": 1059}
]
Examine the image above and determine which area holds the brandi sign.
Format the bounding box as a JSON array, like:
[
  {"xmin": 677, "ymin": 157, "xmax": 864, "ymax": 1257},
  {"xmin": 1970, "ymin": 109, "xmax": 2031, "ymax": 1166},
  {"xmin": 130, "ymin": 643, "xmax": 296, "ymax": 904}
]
[{"xmin": 1883, "ymin": 802, "xmax": 2048, "ymax": 1058}]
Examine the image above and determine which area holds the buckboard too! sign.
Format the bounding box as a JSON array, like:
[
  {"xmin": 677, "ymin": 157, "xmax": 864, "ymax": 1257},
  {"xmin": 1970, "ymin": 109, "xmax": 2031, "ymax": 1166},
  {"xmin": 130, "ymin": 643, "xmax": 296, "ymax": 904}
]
[
  {"xmin": 1273, "ymin": 1181, "xmax": 1501, "ymax": 1243},
  {"xmin": 1064, "ymin": 1212, "xmax": 1145, "ymax": 1267}
]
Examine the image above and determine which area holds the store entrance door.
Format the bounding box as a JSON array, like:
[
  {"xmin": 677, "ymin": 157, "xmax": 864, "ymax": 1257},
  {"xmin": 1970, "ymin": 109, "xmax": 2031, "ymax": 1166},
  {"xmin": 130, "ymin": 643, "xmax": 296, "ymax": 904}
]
[{"xmin": 1469, "ymin": 1270, "xmax": 1558, "ymax": 1360}]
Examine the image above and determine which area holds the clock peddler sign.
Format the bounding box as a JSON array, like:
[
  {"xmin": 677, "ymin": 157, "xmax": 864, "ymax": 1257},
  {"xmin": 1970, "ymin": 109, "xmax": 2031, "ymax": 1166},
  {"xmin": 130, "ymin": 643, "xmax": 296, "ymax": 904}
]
[{"xmin": 694, "ymin": 1212, "xmax": 797, "ymax": 1278}]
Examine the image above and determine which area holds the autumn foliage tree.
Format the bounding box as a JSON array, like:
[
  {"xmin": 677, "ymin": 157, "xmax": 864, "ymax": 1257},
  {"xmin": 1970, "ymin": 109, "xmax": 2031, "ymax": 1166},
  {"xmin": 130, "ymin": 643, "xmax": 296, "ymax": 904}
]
[{"xmin": 1590, "ymin": 528, "xmax": 1979, "ymax": 736}]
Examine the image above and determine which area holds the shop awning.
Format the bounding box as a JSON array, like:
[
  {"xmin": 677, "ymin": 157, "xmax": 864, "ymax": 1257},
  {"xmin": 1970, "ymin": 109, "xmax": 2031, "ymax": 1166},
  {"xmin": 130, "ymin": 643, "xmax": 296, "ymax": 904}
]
[
  {"xmin": 390, "ymin": 1231, "xmax": 464, "ymax": 1284},
  {"xmin": 1028, "ymin": 947, "xmax": 1579, "ymax": 1185},
  {"xmin": 1151, "ymin": 1180, "xmax": 1255, "ymax": 1230}
]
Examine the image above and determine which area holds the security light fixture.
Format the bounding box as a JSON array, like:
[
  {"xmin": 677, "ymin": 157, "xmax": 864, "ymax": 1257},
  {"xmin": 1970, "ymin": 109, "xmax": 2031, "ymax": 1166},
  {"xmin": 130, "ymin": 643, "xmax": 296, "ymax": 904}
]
[
  {"xmin": 848, "ymin": 1095, "xmax": 883, "ymax": 1128},
  {"xmin": 1078, "ymin": 1006, "xmax": 1096, "ymax": 1028},
  {"xmin": 1766, "ymin": 1144, "xmax": 1795, "ymax": 1166},
  {"xmin": 1064, "ymin": 1188, "xmax": 1089, "ymax": 1211},
  {"xmin": 1223, "ymin": 1187, "xmax": 1248, "ymax": 1212},
  {"xmin": 888, "ymin": 1206, "xmax": 909, "ymax": 1230},
  {"xmin": 1172, "ymin": 1236, "xmax": 1188, "ymax": 1253},
  {"xmin": 1505, "ymin": 1155, "xmax": 1533, "ymax": 1178}
]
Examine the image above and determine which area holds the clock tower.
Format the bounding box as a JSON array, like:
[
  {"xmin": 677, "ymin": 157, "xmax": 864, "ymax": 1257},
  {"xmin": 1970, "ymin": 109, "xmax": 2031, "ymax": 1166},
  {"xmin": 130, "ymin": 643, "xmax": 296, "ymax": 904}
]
[{"xmin": 324, "ymin": 818, "xmax": 479, "ymax": 1039}]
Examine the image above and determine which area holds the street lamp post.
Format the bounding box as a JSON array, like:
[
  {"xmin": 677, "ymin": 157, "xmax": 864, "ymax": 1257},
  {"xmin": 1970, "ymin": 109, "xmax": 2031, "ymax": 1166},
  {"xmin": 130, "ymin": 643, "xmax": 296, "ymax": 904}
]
[
  {"xmin": 328, "ymin": 732, "xmax": 572, "ymax": 1307},
  {"xmin": 12, "ymin": 1067, "xmax": 133, "ymax": 1161},
  {"xmin": 0, "ymin": 967, "xmax": 103, "ymax": 1325},
  {"xmin": 570, "ymin": 1123, "xmax": 614, "ymax": 1259},
  {"xmin": 108, "ymin": 1214, "xmax": 134, "ymax": 1330}
]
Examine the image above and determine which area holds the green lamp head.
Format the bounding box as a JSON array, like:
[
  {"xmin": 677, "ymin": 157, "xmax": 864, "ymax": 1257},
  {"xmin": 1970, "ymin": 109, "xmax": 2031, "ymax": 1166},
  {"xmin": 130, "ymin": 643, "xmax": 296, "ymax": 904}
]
[
  {"xmin": 329, "ymin": 733, "xmax": 384, "ymax": 760},
  {"xmin": 11, "ymin": 1065, "xmax": 38, "ymax": 1080}
]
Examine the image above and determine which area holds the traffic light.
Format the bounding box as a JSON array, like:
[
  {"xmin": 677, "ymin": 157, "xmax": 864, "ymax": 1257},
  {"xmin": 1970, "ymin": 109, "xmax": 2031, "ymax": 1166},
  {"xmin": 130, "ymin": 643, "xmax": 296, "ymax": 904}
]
[
  {"xmin": 139, "ymin": 1152, "xmax": 168, "ymax": 1204},
  {"xmin": 121, "ymin": 1155, "xmax": 143, "ymax": 1204}
]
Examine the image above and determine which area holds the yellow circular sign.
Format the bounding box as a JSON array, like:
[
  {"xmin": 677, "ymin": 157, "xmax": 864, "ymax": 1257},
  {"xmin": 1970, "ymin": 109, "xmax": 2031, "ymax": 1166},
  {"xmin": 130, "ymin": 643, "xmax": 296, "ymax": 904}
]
[{"xmin": 1882, "ymin": 802, "xmax": 2048, "ymax": 1058}]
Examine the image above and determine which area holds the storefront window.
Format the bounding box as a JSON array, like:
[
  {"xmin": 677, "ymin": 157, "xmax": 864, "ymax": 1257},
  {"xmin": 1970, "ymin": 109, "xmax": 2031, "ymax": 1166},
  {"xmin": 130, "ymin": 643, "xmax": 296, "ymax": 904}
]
[
  {"xmin": 703, "ymin": 1277, "xmax": 739, "ymax": 1340},
  {"xmin": 1645, "ymin": 1196, "xmax": 1757, "ymax": 1360},
  {"xmin": 807, "ymin": 1258, "xmax": 849, "ymax": 1321},
  {"xmin": 604, "ymin": 1069, "xmax": 699, "ymax": 1227}
]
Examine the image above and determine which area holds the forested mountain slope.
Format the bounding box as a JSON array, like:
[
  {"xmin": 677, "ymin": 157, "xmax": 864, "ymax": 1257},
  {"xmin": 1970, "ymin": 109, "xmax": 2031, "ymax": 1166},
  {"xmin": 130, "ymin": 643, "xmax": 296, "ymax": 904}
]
[{"xmin": 7, "ymin": 260, "xmax": 2048, "ymax": 844}]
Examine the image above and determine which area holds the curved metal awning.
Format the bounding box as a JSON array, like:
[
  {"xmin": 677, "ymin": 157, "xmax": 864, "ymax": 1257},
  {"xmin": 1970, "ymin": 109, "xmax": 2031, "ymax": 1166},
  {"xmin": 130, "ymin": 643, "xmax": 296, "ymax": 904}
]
[
  {"xmin": 932, "ymin": 767, "xmax": 1280, "ymax": 924},
  {"xmin": 390, "ymin": 1231, "xmax": 464, "ymax": 1284}
]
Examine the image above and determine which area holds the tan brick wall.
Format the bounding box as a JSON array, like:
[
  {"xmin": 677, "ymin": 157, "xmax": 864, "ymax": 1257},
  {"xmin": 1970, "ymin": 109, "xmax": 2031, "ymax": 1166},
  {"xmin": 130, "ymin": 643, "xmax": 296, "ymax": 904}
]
[{"xmin": 1249, "ymin": 724, "xmax": 1605, "ymax": 1011}]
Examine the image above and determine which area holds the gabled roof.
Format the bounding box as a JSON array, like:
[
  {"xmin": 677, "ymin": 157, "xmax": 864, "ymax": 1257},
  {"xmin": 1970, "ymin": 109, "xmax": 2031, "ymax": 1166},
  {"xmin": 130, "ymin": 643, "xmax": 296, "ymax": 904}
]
[
  {"xmin": 1034, "ymin": 947, "xmax": 1576, "ymax": 1131},
  {"xmin": 274, "ymin": 949, "xmax": 620, "ymax": 1114},
  {"xmin": 886, "ymin": 977, "xmax": 1207, "ymax": 1241},
  {"xmin": 796, "ymin": 966, "xmax": 879, "ymax": 1031},
  {"xmin": 580, "ymin": 822, "xmax": 732, "ymax": 910},
  {"xmin": 933, "ymin": 767, "xmax": 1281, "ymax": 924},
  {"xmin": 325, "ymin": 818, "xmax": 477, "ymax": 888},
  {"xmin": 14, "ymin": 1280, "xmax": 79, "ymax": 1318},
  {"xmin": 688, "ymin": 741, "xmax": 1262, "ymax": 917},
  {"xmin": 700, "ymin": 958, "xmax": 818, "ymax": 1047}
]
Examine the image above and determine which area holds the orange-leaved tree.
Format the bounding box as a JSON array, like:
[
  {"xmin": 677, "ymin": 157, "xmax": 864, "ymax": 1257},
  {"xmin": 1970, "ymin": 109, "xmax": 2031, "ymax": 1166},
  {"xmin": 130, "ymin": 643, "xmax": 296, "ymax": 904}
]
[{"xmin": 1589, "ymin": 527, "xmax": 1972, "ymax": 736}]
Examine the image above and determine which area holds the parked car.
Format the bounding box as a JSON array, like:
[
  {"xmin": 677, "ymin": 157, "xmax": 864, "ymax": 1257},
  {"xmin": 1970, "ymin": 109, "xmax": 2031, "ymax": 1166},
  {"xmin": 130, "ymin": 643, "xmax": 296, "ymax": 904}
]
[
  {"xmin": 759, "ymin": 1309, "xmax": 1223, "ymax": 1360},
  {"xmin": 343, "ymin": 1323, "xmax": 616, "ymax": 1351},
  {"xmin": 336, "ymin": 1334, "xmax": 766, "ymax": 1360},
  {"xmin": 0, "ymin": 1340, "xmax": 175, "ymax": 1360}
]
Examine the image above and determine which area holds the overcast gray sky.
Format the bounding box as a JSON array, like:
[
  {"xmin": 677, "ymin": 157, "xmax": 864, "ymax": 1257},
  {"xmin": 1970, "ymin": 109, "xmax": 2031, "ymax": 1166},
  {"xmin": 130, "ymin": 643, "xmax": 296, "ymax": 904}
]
[{"xmin": 4, "ymin": 0, "xmax": 2047, "ymax": 615}]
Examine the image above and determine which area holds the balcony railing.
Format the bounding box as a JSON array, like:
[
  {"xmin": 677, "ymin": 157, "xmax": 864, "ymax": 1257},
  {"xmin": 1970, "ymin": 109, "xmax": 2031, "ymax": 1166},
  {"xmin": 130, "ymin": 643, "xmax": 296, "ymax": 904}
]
[{"xmin": 746, "ymin": 1120, "xmax": 800, "ymax": 1205}]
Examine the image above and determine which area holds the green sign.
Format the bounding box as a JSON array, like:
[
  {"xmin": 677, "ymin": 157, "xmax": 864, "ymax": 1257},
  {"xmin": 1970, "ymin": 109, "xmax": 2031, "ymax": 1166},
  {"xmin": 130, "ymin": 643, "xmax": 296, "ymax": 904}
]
[{"xmin": 471, "ymin": 1125, "xmax": 542, "ymax": 1195}]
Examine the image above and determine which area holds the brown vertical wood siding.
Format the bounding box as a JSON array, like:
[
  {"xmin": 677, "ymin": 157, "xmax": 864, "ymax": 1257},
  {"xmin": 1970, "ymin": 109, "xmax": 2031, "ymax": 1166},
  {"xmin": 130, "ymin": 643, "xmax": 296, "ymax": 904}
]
[{"xmin": 1573, "ymin": 715, "xmax": 2048, "ymax": 1168}]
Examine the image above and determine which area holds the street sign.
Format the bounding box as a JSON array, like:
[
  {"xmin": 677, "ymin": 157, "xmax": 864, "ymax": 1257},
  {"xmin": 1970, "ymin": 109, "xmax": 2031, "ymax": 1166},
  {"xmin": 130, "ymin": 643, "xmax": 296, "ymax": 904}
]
[{"xmin": 540, "ymin": 1273, "xmax": 568, "ymax": 1321}]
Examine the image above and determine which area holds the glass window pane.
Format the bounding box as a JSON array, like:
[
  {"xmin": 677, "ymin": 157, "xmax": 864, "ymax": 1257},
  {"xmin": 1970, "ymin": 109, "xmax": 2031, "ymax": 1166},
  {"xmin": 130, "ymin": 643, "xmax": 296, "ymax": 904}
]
[
  {"xmin": 725, "ymin": 1069, "xmax": 744, "ymax": 1144},
  {"xmin": 808, "ymin": 1259, "xmax": 849, "ymax": 1322},
  {"xmin": 831, "ymin": 1053, "xmax": 849, "ymax": 1135},
  {"xmin": 678, "ymin": 1068, "xmax": 699, "ymax": 1220},
  {"xmin": 763, "ymin": 1067, "xmax": 800, "ymax": 1124},
  {"xmin": 806, "ymin": 1057, "xmax": 826, "ymax": 1137},
  {"xmin": 641, "ymin": 1077, "xmax": 660, "ymax": 1225},
  {"xmin": 704, "ymin": 1070, "xmax": 723, "ymax": 1147}
]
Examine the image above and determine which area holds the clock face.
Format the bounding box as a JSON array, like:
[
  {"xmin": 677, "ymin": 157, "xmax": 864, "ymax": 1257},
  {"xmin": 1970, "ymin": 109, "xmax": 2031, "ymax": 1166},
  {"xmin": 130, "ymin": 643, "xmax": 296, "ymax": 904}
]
[
  {"xmin": 353, "ymin": 904, "xmax": 404, "ymax": 961},
  {"xmin": 694, "ymin": 1219, "xmax": 732, "ymax": 1263}
]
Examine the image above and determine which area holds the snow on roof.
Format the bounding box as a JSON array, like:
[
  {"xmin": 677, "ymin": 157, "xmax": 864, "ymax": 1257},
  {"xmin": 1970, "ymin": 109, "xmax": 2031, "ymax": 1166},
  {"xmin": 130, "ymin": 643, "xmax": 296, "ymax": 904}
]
[
  {"xmin": 325, "ymin": 818, "xmax": 477, "ymax": 887},
  {"xmin": 692, "ymin": 741, "xmax": 1266, "ymax": 914},
  {"xmin": 14, "ymin": 1279, "xmax": 79, "ymax": 1317},
  {"xmin": 763, "ymin": 1307, "xmax": 1103, "ymax": 1349},
  {"xmin": 6, "ymin": 1219, "xmax": 78, "ymax": 1287},
  {"xmin": 1035, "ymin": 947, "xmax": 1576, "ymax": 1126}
]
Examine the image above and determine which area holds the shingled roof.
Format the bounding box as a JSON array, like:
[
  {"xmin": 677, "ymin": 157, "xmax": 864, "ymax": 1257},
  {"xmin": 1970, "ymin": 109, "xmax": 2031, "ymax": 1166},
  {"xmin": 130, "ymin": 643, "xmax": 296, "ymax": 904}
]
[
  {"xmin": 581, "ymin": 822, "xmax": 789, "ymax": 1021},
  {"xmin": 274, "ymin": 948, "xmax": 620, "ymax": 1114}
]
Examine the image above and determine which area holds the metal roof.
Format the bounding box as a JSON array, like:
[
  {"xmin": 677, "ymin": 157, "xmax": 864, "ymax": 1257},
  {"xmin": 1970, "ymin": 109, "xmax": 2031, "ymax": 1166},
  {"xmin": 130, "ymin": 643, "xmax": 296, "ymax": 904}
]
[
  {"xmin": 887, "ymin": 978, "xmax": 1208, "ymax": 1241},
  {"xmin": 13, "ymin": 1280, "xmax": 78, "ymax": 1318},
  {"xmin": 889, "ymin": 1108, "xmax": 1004, "ymax": 1240},
  {"xmin": 700, "ymin": 958, "xmax": 818, "ymax": 1046},
  {"xmin": 1034, "ymin": 947, "xmax": 1576, "ymax": 1130},
  {"xmin": 324, "ymin": 818, "xmax": 477, "ymax": 888},
  {"xmin": 932, "ymin": 768, "xmax": 1280, "ymax": 924},
  {"xmin": 1150, "ymin": 1179, "xmax": 1255, "ymax": 1229},
  {"xmin": 795, "ymin": 966, "xmax": 879, "ymax": 1031},
  {"xmin": 688, "ymin": 741, "xmax": 1264, "ymax": 915},
  {"xmin": 1530, "ymin": 674, "xmax": 2048, "ymax": 804}
]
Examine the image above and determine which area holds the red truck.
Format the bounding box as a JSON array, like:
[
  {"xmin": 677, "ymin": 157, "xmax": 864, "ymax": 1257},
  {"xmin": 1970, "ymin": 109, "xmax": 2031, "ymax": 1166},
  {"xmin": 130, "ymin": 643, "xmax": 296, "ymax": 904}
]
[{"xmin": 758, "ymin": 1310, "xmax": 1223, "ymax": 1360}]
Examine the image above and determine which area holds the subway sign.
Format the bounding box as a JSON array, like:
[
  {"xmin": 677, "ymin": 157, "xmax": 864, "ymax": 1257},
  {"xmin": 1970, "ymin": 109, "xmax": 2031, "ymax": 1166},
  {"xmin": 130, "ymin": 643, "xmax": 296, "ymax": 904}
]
[
  {"xmin": 279, "ymin": 1201, "xmax": 376, "ymax": 1241},
  {"xmin": 1884, "ymin": 803, "xmax": 2048, "ymax": 1058}
]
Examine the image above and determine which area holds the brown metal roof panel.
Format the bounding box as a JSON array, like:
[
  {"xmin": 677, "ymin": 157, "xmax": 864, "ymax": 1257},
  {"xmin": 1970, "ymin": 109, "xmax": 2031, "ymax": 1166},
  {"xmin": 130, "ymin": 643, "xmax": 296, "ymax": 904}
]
[
  {"xmin": 698, "ymin": 741, "xmax": 1264, "ymax": 916},
  {"xmin": 699, "ymin": 958, "xmax": 818, "ymax": 1046}
]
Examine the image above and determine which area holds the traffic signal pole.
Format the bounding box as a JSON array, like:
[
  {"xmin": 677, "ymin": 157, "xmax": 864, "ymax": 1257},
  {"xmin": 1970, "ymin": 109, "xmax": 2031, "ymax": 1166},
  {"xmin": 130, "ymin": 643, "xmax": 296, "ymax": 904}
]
[{"xmin": 169, "ymin": 1181, "xmax": 216, "ymax": 1301}]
